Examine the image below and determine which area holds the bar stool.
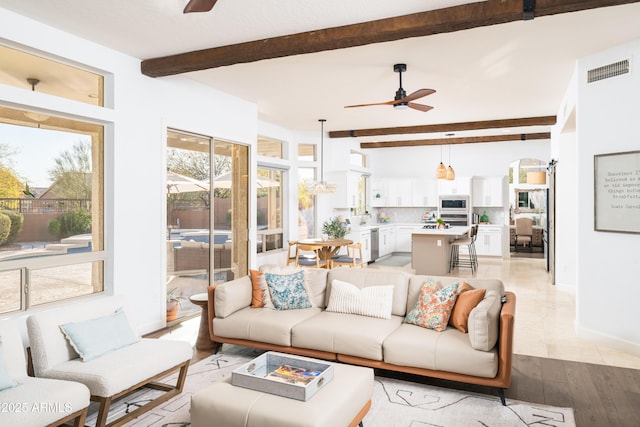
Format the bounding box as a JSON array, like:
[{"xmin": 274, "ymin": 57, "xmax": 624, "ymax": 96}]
[{"xmin": 449, "ymin": 224, "xmax": 478, "ymax": 273}]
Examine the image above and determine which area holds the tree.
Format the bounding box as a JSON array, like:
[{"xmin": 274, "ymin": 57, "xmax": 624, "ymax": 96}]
[
  {"xmin": 0, "ymin": 143, "xmax": 23, "ymax": 198},
  {"xmin": 48, "ymin": 141, "xmax": 91, "ymax": 199}
]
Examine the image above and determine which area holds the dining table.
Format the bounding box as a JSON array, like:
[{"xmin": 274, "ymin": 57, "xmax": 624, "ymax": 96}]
[{"xmin": 296, "ymin": 237, "xmax": 353, "ymax": 262}]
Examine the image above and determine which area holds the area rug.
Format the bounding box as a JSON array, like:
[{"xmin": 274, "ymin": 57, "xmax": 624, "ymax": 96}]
[{"xmin": 90, "ymin": 352, "xmax": 575, "ymax": 427}]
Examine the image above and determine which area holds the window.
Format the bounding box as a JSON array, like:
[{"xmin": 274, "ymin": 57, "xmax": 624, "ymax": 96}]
[
  {"xmin": 257, "ymin": 167, "xmax": 283, "ymax": 253},
  {"xmin": 0, "ymin": 45, "xmax": 104, "ymax": 107},
  {"xmin": 257, "ymin": 137, "xmax": 283, "ymax": 159},
  {"xmin": 350, "ymin": 150, "xmax": 367, "ymax": 168},
  {"xmin": 0, "ymin": 106, "xmax": 105, "ymax": 313},
  {"xmin": 298, "ymin": 145, "xmax": 317, "ymax": 239}
]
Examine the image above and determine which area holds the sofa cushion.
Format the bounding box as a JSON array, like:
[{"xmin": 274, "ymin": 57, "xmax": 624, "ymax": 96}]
[
  {"xmin": 404, "ymin": 280, "xmax": 460, "ymax": 332},
  {"xmin": 213, "ymin": 307, "xmax": 322, "ymax": 347},
  {"xmin": 265, "ymin": 271, "xmax": 312, "ymax": 310},
  {"xmin": 0, "ymin": 376, "xmax": 90, "ymax": 426},
  {"xmin": 215, "ymin": 276, "xmax": 253, "ymax": 318},
  {"xmin": 0, "ymin": 340, "xmax": 18, "ymax": 391},
  {"xmin": 38, "ymin": 338, "xmax": 192, "ymax": 397},
  {"xmin": 327, "ymin": 268, "xmax": 409, "ymax": 316},
  {"xmin": 383, "ymin": 323, "xmax": 498, "ymax": 378},
  {"xmin": 468, "ymin": 291, "xmax": 502, "ymax": 351},
  {"xmin": 449, "ymin": 283, "xmax": 486, "ymax": 333},
  {"xmin": 407, "ymin": 276, "xmax": 504, "ymax": 314},
  {"xmin": 292, "ymin": 312, "xmax": 403, "ymax": 360},
  {"xmin": 59, "ymin": 308, "xmax": 140, "ymax": 361},
  {"xmin": 326, "ymin": 279, "xmax": 394, "ymax": 319}
]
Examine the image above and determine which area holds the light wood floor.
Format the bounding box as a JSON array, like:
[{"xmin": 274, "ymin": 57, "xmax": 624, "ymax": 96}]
[{"xmin": 151, "ymin": 256, "xmax": 640, "ymax": 426}]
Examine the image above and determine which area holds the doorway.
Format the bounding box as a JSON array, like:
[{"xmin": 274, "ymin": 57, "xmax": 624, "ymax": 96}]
[{"xmin": 165, "ymin": 130, "xmax": 248, "ymax": 323}]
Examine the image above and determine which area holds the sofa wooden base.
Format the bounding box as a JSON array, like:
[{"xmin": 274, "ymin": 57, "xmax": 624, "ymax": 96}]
[
  {"xmin": 45, "ymin": 407, "xmax": 88, "ymax": 427},
  {"xmin": 91, "ymin": 360, "xmax": 190, "ymax": 427}
]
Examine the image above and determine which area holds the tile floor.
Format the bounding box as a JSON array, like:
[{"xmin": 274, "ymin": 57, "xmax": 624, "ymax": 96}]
[
  {"xmin": 164, "ymin": 255, "xmax": 640, "ymax": 370},
  {"xmin": 449, "ymin": 255, "xmax": 640, "ymax": 370}
]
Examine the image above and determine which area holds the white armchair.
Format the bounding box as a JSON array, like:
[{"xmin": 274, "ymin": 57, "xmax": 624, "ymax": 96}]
[
  {"xmin": 0, "ymin": 319, "xmax": 90, "ymax": 427},
  {"xmin": 26, "ymin": 296, "xmax": 192, "ymax": 427}
]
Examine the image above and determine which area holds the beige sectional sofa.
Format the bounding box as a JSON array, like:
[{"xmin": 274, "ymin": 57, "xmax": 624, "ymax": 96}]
[{"xmin": 207, "ymin": 266, "xmax": 516, "ymax": 403}]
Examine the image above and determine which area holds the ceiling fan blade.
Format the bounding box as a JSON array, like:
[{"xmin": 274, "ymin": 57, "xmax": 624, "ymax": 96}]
[
  {"xmin": 183, "ymin": 0, "xmax": 218, "ymax": 13},
  {"xmin": 408, "ymin": 102, "xmax": 433, "ymax": 112},
  {"xmin": 398, "ymin": 88, "xmax": 436, "ymax": 103},
  {"xmin": 344, "ymin": 100, "xmax": 397, "ymax": 108}
]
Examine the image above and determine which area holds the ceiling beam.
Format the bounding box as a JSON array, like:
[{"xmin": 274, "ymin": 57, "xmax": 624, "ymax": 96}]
[
  {"xmin": 329, "ymin": 116, "xmax": 557, "ymax": 138},
  {"xmin": 360, "ymin": 132, "xmax": 551, "ymax": 149},
  {"xmin": 141, "ymin": 0, "xmax": 640, "ymax": 77}
]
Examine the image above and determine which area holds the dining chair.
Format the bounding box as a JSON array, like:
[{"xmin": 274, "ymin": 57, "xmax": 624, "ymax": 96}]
[
  {"xmin": 295, "ymin": 244, "xmax": 329, "ymax": 268},
  {"xmin": 286, "ymin": 240, "xmax": 298, "ymax": 266},
  {"xmin": 515, "ymin": 217, "xmax": 533, "ymax": 252},
  {"xmin": 449, "ymin": 224, "xmax": 478, "ymax": 273},
  {"xmin": 332, "ymin": 243, "xmax": 365, "ymax": 268}
]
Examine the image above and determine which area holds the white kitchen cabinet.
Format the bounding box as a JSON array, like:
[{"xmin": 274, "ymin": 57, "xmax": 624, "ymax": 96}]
[
  {"xmin": 396, "ymin": 226, "xmax": 420, "ymax": 252},
  {"xmin": 327, "ymin": 171, "xmax": 360, "ymax": 208},
  {"xmin": 379, "ymin": 226, "xmax": 396, "ymax": 257},
  {"xmin": 370, "ymin": 178, "xmax": 387, "ymax": 207},
  {"xmin": 411, "ymin": 179, "xmax": 438, "ymax": 207},
  {"xmin": 472, "ymin": 176, "xmax": 508, "ymax": 207},
  {"xmin": 370, "ymin": 178, "xmax": 412, "ymax": 207},
  {"xmin": 438, "ymin": 176, "xmax": 471, "ymax": 196},
  {"xmin": 475, "ymin": 225, "xmax": 503, "ymax": 256}
]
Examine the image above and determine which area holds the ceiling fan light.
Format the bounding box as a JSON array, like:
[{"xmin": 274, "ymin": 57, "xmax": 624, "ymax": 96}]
[
  {"xmin": 436, "ymin": 162, "xmax": 447, "ymax": 179},
  {"xmin": 446, "ymin": 165, "xmax": 456, "ymax": 181},
  {"xmin": 393, "ymin": 103, "xmax": 409, "ymax": 110}
]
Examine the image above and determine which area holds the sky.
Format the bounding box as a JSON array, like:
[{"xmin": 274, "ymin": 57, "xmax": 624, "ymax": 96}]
[{"xmin": 0, "ymin": 123, "xmax": 90, "ymax": 188}]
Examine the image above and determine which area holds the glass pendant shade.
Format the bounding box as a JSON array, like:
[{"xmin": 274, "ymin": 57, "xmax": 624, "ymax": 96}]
[{"xmin": 307, "ymin": 119, "xmax": 336, "ymax": 195}]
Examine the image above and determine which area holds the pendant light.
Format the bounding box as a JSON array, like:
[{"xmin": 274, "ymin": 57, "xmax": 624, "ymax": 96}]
[
  {"xmin": 307, "ymin": 119, "xmax": 336, "ymax": 195},
  {"xmin": 435, "ymin": 144, "xmax": 447, "ymax": 179},
  {"xmin": 445, "ymin": 133, "xmax": 455, "ymax": 181}
]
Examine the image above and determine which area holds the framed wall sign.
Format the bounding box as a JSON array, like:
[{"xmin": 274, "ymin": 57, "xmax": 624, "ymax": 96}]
[{"xmin": 594, "ymin": 150, "xmax": 640, "ymax": 233}]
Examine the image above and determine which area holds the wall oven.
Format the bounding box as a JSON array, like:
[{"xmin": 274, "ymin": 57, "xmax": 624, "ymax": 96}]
[{"xmin": 439, "ymin": 195, "xmax": 470, "ymax": 226}]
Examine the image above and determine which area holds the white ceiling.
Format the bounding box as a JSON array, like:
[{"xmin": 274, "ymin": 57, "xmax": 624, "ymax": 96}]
[{"xmin": 2, "ymin": 0, "xmax": 640, "ymax": 138}]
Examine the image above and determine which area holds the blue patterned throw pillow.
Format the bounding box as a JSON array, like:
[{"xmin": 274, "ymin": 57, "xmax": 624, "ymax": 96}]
[{"xmin": 264, "ymin": 271, "xmax": 312, "ymax": 310}]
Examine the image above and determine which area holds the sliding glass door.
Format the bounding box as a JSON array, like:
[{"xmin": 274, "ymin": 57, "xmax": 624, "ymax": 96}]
[{"xmin": 166, "ymin": 130, "xmax": 248, "ymax": 322}]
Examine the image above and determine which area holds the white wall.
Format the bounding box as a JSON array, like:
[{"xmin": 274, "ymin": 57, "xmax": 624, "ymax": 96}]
[
  {"xmin": 575, "ymin": 39, "xmax": 640, "ymax": 354},
  {"xmin": 1, "ymin": 8, "xmax": 257, "ymax": 334}
]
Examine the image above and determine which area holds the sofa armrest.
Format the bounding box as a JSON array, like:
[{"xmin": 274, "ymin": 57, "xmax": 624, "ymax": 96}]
[
  {"xmin": 211, "ymin": 276, "xmax": 252, "ymax": 319},
  {"xmin": 496, "ymin": 291, "xmax": 516, "ymax": 388}
]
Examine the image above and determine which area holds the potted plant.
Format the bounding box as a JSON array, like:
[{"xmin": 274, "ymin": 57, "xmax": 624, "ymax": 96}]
[
  {"xmin": 322, "ymin": 216, "xmax": 349, "ymax": 239},
  {"xmin": 436, "ymin": 217, "xmax": 446, "ymax": 229},
  {"xmin": 166, "ymin": 288, "xmax": 184, "ymax": 321}
]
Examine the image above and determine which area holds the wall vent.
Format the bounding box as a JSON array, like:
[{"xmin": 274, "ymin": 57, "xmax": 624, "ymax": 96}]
[{"xmin": 587, "ymin": 59, "xmax": 630, "ymax": 83}]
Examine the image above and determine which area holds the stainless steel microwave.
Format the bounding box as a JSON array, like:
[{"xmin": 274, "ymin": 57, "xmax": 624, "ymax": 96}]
[{"xmin": 439, "ymin": 195, "xmax": 470, "ymax": 213}]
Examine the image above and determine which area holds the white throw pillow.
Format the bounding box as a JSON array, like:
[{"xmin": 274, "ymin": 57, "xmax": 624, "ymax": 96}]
[
  {"xmin": 326, "ymin": 279, "xmax": 394, "ymax": 319},
  {"xmin": 59, "ymin": 308, "xmax": 140, "ymax": 361}
]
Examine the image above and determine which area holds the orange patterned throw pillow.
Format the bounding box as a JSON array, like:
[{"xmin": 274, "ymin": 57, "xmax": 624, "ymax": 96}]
[
  {"xmin": 405, "ymin": 279, "xmax": 460, "ymax": 331},
  {"xmin": 449, "ymin": 282, "xmax": 486, "ymax": 333}
]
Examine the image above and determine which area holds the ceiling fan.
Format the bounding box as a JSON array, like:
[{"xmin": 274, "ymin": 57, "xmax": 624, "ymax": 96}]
[
  {"xmin": 183, "ymin": 0, "xmax": 217, "ymax": 14},
  {"xmin": 345, "ymin": 64, "xmax": 436, "ymax": 112}
]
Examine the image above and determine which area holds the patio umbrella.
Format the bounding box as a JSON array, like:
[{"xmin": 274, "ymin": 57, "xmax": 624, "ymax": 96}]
[
  {"xmin": 210, "ymin": 171, "xmax": 280, "ymax": 189},
  {"xmin": 166, "ymin": 171, "xmax": 210, "ymax": 193}
]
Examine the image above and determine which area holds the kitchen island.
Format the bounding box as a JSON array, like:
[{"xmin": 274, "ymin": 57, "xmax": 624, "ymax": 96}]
[{"xmin": 411, "ymin": 226, "xmax": 471, "ymax": 275}]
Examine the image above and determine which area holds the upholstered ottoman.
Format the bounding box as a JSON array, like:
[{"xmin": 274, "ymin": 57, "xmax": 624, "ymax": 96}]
[{"xmin": 191, "ymin": 362, "xmax": 373, "ymax": 427}]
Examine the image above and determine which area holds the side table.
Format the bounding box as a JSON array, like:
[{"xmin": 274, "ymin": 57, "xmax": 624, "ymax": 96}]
[{"xmin": 189, "ymin": 293, "xmax": 216, "ymax": 350}]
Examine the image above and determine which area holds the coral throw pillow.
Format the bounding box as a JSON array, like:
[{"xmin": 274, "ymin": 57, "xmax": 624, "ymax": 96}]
[
  {"xmin": 249, "ymin": 269, "xmax": 265, "ymax": 308},
  {"xmin": 405, "ymin": 280, "xmax": 460, "ymax": 331},
  {"xmin": 449, "ymin": 282, "xmax": 486, "ymax": 333}
]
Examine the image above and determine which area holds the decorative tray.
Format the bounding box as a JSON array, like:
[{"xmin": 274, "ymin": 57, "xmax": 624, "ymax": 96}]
[{"xmin": 231, "ymin": 351, "xmax": 334, "ymax": 401}]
